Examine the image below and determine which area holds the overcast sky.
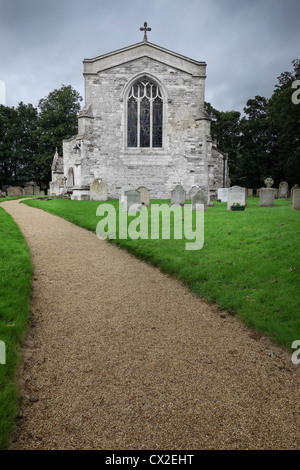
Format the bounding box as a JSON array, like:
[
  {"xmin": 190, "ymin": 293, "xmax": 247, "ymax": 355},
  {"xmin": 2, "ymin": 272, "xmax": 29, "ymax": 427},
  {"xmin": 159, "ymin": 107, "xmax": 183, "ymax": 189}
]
[{"xmin": 0, "ymin": 0, "xmax": 299, "ymax": 113}]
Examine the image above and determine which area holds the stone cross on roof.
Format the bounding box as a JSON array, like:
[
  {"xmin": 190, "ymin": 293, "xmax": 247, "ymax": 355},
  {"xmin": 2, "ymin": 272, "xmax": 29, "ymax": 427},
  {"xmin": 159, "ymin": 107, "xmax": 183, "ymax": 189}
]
[{"xmin": 140, "ymin": 22, "xmax": 151, "ymax": 42}]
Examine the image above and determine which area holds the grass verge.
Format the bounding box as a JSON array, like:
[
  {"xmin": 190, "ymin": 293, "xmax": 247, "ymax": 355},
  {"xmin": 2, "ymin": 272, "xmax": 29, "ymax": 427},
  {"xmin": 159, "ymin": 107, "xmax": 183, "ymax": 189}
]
[
  {"xmin": 22, "ymin": 196, "xmax": 300, "ymax": 348},
  {"xmin": 0, "ymin": 207, "xmax": 32, "ymax": 449}
]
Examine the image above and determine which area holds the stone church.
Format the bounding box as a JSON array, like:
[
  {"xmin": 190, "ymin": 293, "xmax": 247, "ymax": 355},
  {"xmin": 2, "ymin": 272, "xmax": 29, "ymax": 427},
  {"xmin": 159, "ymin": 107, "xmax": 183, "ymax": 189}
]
[{"xmin": 50, "ymin": 23, "xmax": 228, "ymax": 200}]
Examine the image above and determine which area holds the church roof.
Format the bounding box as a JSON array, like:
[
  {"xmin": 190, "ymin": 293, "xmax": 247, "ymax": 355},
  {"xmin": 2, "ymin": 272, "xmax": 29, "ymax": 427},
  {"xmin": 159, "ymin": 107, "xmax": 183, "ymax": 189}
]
[{"xmin": 83, "ymin": 41, "xmax": 206, "ymax": 77}]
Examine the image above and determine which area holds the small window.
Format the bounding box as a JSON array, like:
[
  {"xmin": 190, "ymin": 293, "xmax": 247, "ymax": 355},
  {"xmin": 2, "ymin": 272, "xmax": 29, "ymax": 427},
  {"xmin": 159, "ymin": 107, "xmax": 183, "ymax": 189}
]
[{"xmin": 127, "ymin": 78, "xmax": 163, "ymax": 148}]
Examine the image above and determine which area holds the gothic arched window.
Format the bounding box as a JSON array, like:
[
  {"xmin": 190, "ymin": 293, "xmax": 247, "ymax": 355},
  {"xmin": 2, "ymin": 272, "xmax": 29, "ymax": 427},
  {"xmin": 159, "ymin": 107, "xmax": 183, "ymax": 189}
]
[{"xmin": 127, "ymin": 78, "xmax": 163, "ymax": 148}]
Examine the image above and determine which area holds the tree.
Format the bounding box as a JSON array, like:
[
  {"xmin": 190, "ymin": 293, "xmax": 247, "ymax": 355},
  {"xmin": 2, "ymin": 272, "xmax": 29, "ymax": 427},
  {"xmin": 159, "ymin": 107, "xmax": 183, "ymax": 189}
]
[
  {"xmin": 37, "ymin": 84, "xmax": 82, "ymax": 187},
  {"xmin": 238, "ymin": 96, "xmax": 272, "ymax": 189},
  {"xmin": 0, "ymin": 103, "xmax": 39, "ymax": 187},
  {"xmin": 268, "ymin": 59, "xmax": 300, "ymax": 186},
  {"xmin": 205, "ymin": 102, "xmax": 241, "ymax": 184}
]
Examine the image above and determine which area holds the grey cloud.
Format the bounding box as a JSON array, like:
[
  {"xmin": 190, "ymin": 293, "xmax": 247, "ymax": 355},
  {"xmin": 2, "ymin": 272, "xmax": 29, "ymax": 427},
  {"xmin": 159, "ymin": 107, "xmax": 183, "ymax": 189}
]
[{"xmin": 0, "ymin": 0, "xmax": 298, "ymax": 112}]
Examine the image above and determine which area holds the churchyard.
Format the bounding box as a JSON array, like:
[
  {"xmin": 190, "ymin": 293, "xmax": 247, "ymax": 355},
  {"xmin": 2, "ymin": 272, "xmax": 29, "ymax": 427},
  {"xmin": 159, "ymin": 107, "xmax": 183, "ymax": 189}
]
[
  {"xmin": 21, "ymin": 195, "xmax": 300, "ymax": 347},
  {"xmin": 0, "ymin": 192, "xmax": 300, "ymax": 449}
]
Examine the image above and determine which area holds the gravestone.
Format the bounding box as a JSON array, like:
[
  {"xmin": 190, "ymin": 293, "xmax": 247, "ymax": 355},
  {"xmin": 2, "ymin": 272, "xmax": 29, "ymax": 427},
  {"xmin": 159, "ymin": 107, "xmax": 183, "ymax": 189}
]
[
  {"xmin": 292, "ymin": 188, "xmax": 300, "ymax": 210},
  {"xmin": 23, "ymin": 185, "xmax": 34, "ymax": 195},
  {"xmin": 171, "ymin": 185, "xmax": 186, "ymax": 206},
  {"xmin": 120, "ymin": 185, "xmax": 134, "ymax": 202},
  {"xmin": 191, "ymin": 189, "xmax": 207, "ymax": 211},
  {"xmin": 256, "ymin": 189, "xmax": 260, "ymax": 197},
  {"xmin": 189, "ymin": 186, "xmax": 200, "ymax": 201},
  {"xmin": 278, "ymin": 181, "xmax": 289, "ymax": 199},
  {"xmin": 7, "ymin": 186, "xmax": 24, "ymax": 197},
  {"xmin": 33, "ymin": 186, "xmax": 40, "ymax": 195},
  {"xmin": 259, "ymin": 188, "xmax": 275, "ymax": 207},
  {"xmin": 291, "ymin": 184, "xmax": 299, "ymax": 200},
  {"xmin": 90, "ymin": 179, "xmax": 108, "ymax": 201},
  {"xmin": 137, "ymin": 186, "xmax": 150, "ymax": 206},
  {"xmin": 247, "ymin": 189, "xmax": 253, "ymax": 197},
  {"xmin": 227, "ymin": 186, "xmax": 247, "ymax": 210},
  {"xmin": 217, "ymin": 188, "xmax": 228, "ymax": 202},
  {"xmin": 124, "ymin": 190, "xmax": 141, "ymax": 212}
]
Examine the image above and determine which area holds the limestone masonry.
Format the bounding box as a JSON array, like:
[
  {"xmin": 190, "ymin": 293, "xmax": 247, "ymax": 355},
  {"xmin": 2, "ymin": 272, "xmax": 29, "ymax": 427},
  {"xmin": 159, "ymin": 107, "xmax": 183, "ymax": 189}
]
[{"xmin": 50, "ymin": 30, "xmax": 228, "ymax": 200}]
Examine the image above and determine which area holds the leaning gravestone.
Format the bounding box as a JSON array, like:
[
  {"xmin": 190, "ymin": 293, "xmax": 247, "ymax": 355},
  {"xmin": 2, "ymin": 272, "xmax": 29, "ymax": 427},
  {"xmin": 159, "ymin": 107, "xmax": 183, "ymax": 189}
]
[
  {"xmin": 189, "ymin": 186, "xmax": 200, "ymax": 201},
  {"xmin": 124, "ymin": 190, "xmax": 141, "ymax": 212},
  {"xmin": 90, "ymin": 179, "xmax": 107, "ymax": 201},
  {"xmin": 292, "ymin": 188, "xmax": 300, "ymax": 210},
  {"xmin": 259, "ymin": 188, "xmax": 275, "ymax": 207},
  {"xmin": 227, "ymin": 186, "xmax": 247, "ymax": 210},
  {"xmin": 217, "ymin": 188, "xmax": 228, "ymax": 202},
  {"xmin": 191, "ymin": 189, "xmax": 207, "ymax": 211},
  {"xmin": 278, "ymin": 181, "xmax": 289, "ymax": 199},
  {"xmin": 137, "ymin": 186, "xmax": 150, "ymax": 206},
  {"xmin": 171, "ymin": 185, "xmax": 186, "ymax": 206},
  {"xmin": 291, "ymin": 184, "xmax": 300, "ymax": 201},
  {"xmin": 120, "ymin": 185, "xmax": 134, "ymax": 202}
]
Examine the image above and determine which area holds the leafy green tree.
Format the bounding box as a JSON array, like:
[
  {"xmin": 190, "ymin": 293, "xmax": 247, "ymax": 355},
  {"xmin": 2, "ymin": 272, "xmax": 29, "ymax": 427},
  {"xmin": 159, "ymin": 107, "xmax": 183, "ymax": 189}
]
[
  {"xmin": 37, "ymin": 84, "xmax": 82, "ymax": 186},
  {"xmin": 268, "ymin": 59, "xmax": 300, "ymax": 186},
  {"xmin": 0, "ymin": 103, "xmax": 39, "ymax": 187},
  {"xmin": 238, "ymin": 96, "xmax": 272, "ymax": 189},
  {"xmin": 205, "ymin": 102, "xmax": 241, "ymax": 184}
]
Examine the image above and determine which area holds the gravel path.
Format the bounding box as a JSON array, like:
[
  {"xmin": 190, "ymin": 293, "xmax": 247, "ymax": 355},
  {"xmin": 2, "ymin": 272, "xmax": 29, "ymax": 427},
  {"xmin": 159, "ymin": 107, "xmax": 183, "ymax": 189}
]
[{"xmin": 2, "ymin": 199, "xmax": 300, "ymax": 450}]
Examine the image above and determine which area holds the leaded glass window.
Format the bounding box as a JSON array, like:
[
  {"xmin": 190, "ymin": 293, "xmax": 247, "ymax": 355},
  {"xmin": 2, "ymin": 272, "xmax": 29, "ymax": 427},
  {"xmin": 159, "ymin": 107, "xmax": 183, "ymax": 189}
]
[{"xmin": 127, "ymin": 78, "xmax": 163, "ymax": 148}]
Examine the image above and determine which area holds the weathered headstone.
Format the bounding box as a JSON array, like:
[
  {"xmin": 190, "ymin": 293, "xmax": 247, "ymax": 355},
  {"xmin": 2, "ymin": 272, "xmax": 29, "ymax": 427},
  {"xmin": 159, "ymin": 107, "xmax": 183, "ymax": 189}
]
[
  {"xmin": 191, "ymin": 189, "xmax": 207, "ymax": 211},
  {"xmin": 292, "ymin": 188, "xmax": 300, "ymax": 210},
  {"xmin": 90, "ymin": 179, "xmax": 108, "ymax": 201},
  {"xmin": 247, "ymin": 189, "xmax": 253, "ymax": 197},
  {"xmin": 291, "ymin": 184, "xmax": 299, "ymax": 201},
  {"xmin": 24, "ymin": 185, "xmax": 34, "ymax": 195},
  {"xmin": 7, "ymin": 186, "xmax": 24, "ymax": 197},
  {"xmin": 137, "ymin": 186, "xmax": 150, "ymax": 206},
  {"xmin": 124, "ymin": 190, "xmax": 141, "ymax": 212},
  {"xmin": 256, "ymin": 189, "xmax": 260, "ymax": 197},
  {"xmin": 259, "ymin": 188, "xmax": 275, "ymax": 207},
  {"xmin": 189, "ymin": 186, "xmax": 200, "ymax": 201},
  {"xmin": 171, "ymin": 185, "xmax": 186, "ymax": 206},
  {"xmin": 217, "ymin": 188, "xmax": 228, "ymax": 202},
  {"xmin": 227, "ymin": 186, "xmax": 247, "ymax": 210},
  {"xmin": 120, "ymin": 185, "xmax": 134, "ymax": 202},
  {"xmin": 278, "ymin": 181, "xmax": 289, "ymax": 199}
]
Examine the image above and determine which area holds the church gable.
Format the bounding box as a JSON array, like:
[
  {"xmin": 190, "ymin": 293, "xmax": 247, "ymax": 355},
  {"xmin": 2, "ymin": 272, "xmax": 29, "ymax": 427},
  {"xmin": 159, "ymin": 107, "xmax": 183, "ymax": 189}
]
[{"xmin": 83, "ymin": 41, "xmax": 206, "ymax": 78}]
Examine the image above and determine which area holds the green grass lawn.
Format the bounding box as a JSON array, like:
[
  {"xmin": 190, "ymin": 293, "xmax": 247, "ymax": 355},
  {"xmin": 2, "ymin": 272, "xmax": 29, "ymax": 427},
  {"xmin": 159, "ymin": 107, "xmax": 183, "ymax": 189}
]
[
  {"xmin": 23, "ymin": 196, "xmax": 300, "ymax": 349},
  {"xmin": 0, "ymin": 207, "xmax": 32, "ymax": 449}
]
